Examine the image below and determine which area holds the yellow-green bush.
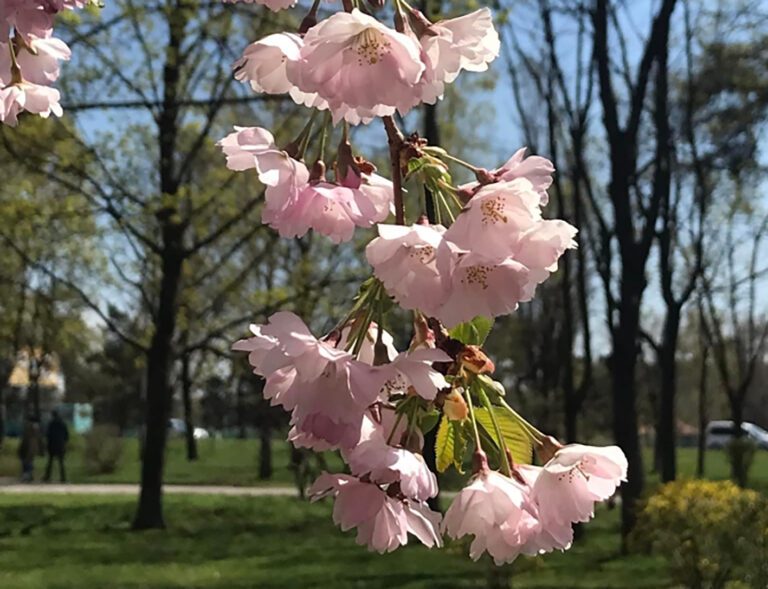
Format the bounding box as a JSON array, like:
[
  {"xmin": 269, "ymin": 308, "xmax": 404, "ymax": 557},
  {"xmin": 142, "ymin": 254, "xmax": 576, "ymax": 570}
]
[{"xmin": 633, "ymin": 480, "xmax": 768, "ymax": 588}]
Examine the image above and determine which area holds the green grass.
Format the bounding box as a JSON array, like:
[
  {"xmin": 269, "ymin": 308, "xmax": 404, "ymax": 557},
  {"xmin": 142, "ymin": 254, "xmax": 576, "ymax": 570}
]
[
  {"xmin": 0, "ymin": 436, "xmax": 342, "ymax": 487},
  {"xmin": 0, "ymin": 494, "xmax": 670, "ymax": 589},
  {"xmin": 2, "ymin": 436, "xmax": 767, "ymax": 491}
]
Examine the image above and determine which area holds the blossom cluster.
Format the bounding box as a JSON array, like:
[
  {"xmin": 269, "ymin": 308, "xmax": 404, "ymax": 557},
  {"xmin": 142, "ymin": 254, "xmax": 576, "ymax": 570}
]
[
  {"xmin": 221, "ymin": 0, "xmax": 627, "ymax": 566},
  {"xmin": 231, "ymin": 6, "xmax": 499, "ymax": 124},
  {"xmin": 0, "ymin": 1, "xmax": 89, "ymax": 125}
]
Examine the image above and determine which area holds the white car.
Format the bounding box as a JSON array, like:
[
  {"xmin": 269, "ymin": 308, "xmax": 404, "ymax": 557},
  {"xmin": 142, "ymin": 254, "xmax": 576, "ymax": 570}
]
[
  {"xmin": 705, "ymin": 420, "xmax": 768, "ymax": 450},
  {"xmin": 168, "ymin": 418, "xmax": 210, "ymax": 440}
]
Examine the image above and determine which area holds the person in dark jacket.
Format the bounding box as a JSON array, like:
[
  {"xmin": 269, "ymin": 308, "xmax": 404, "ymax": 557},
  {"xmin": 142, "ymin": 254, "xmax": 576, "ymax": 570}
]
[{"xmin": 44, "ymin": 410, "xmax": 69, "ymax": 483}]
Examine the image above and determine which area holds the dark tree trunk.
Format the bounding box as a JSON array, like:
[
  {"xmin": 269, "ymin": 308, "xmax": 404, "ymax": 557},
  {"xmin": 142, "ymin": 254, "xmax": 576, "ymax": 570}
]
[
  {"xmin": 132, "ymin": 245, "xmax": 184, "ymax": 530},
  {"xmin": 657, "ymin": 308, "xmax": 680, "ymax": 482},
  {"xmin": 259, "ymin": 424, "xmax": 272, "ymax": 480},
  {"xmin": 236, "ymin": 381, "xmax": 247, "ymax": 439},
  {"xmin": 696, "ymin": 343, "xmax": 709, "ymax": 478},
  {"xmin": 612, "ymin": 260, "xmax": 645, "ymax": 543},
  {"xmin": 0, "ymin": 387, "xmax": 5, "ymax": 448},
  {"xmin": 132, "ymin": 5, "xmax": 188, "ymax": 531},
  {"xmin": 729, "ymin": 398, "xmax": 747, "ymax": 487},
  {"xmin": 181, "ymin": 352, "xmax": 198, "ymax": 462}
]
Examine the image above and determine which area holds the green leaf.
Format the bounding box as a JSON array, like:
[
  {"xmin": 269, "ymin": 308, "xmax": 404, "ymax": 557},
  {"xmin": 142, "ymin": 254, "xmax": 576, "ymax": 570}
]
[
  {"xmin": 473, "ymin": 407, "xmax": 534, "ymax": 465},
  {"xmin": 435, "ymin": 416, "xmax": 455, "ymax": 473},
  {"xmin": 435, "ymin": 416, "xmax": 468, "ymax": 473},
  {"xmin": 419, "ymin": 409, "xmax": 440, "ymax": 435},
  {"xmin": 448, "ymin": 316, "xmax": 494, "ymax": 346}
]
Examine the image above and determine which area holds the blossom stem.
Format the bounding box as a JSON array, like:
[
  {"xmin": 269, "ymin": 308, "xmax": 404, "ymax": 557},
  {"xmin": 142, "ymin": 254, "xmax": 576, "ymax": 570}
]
[
  {"xmin": 8, "ymin": 37, "xmax": 23, "ymax": 85},
  {"xmin": 497, "ymin": 398, "xmax": 546, "ymax": 444},
  {"xmin": 316, "ymin": 112, "xmax": 331, "ymax": 162},
  {"xmin": 386, "ymin": 411, "xmax": 405, "ymax": 445},
  {"xmin": 424, "ymin": 147, "xmax": 480, "ymax": 174},
  {"xmin": 463, "ymin": 387, "xmax": 483, "ymax": 453},
  {"xmin": 481, "ymin": 393, "xmax": 512, "ymax": 477},
  {"xmin": 383, "ymin": 116, "xmax": 405, "ymax": 225}
]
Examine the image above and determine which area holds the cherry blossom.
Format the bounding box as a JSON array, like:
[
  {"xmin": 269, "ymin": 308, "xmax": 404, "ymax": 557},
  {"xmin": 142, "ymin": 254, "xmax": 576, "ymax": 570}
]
[
  {"xmin": 418, "ymin": 8, "xmax": 500, "ymax": 86},
  {"xmin": 527, "ymin": 444, "xmax": 628, "ymax": 527},
  {"xmin": 442, "ymin": 465, "xmax": 541, "ymax": 564},
  {"xmin": 309, "ymin": 473, "xmax": 442, "ymax": 553},
  {"xmin": 445, "ymin": 179, "xmax": 543, "ymax": 259},
  {"xmin": 435, "ymin": 243, "xmax": 535, "ymax": 328},
  {"xmin": 462, "ymin": 148, "xmax": 555, "ymax": 205},
  {"xmin": 287, "ymin": 9, "xmax": 425, "ymax": 120},
  {"xmin": 366, "ymin": 223, "xmax": 448, "ymax": 317},
  {"xmin": 0, "ymin": 82, "xmax": 62, "ymax": 126},
  {"xmin": 234, "ymin": 33, "xmax": 323, "ymax": 108}
]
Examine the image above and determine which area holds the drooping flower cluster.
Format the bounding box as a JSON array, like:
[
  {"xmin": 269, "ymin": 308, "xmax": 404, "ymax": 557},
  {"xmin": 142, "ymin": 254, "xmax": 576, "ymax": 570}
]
[
  {"xmin": 221, "ymin": 0, "xmax": 626, "ymax": 565},
  {"xmin": 232, "ymin": 7, "xmax": 499, "ymax": 124},
  {"xmin": 367, "ymin": 172, "xmax": 577, "ymax": 327},
  {"xmin": 0, "ymin": 0, "xmax": 89, "ymax": 125}
]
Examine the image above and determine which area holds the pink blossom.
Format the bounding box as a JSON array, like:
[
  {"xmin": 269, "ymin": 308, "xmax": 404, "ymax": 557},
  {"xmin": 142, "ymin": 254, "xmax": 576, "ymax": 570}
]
[
  {"xmin": 445, "ymin": 179, "xmax": 543, "ymax": 259},
  {"xmin": 222, "ymin": 0, "xmax": 296, "ymax": 13},
  {"xmin": 263, "ymin": 162, "xmax": 392, "ymax": 243},
  {"xmin": 234, "ymin": 33, "xmax": 323, "ymax": 108},
  {"xmin": 288, "ymin": 9, "xmax": 425, "ymax": 120},
  {"xmin": 366, "ymin": 223, "xmax": 449, "ymax": 317},
  {"xmin": 462, "ymin": 148, "xmax": 555, "ymax": 205},
  {"xmin": 337, "ymin": 322, "xmax": 398, "ymax": 366},
  {"xmin": 419, "ymin": 8, "xmax": 500, "ymax": 86},
  {"xmin": 216, "ymin": 126, "xmax": 296, "ymax": 187},
  {"xmin": 0, "ymin": 37, "xmax": 70, "ymax": 85},
  {"xmin": 434, "ymin": 244, "xmax": 534, "ymax": 328},
  {"xmin": 442, "ymin": 468, "xmax": 541, "ymax": 564},
  {"xmin": 309, "ymin": 473, "xmax": 442, "ymax": 553},
  {"xmin": 381, "ymin": 348, "xmax": 451, "ymax": 401},
  {"xmin": 232, "ymin": 313, "xmax": 390, "ymax": 449},
  {"xmin": 527, "ymin": 444, "xmax": 628, "ymax": 526},
  {"xmin": 0, "ymin": 82, "xmax": 61, "ymax": 126},
  {"xmin": 344, "ymin": 430, "xmax": 438, "ymax": 501}
]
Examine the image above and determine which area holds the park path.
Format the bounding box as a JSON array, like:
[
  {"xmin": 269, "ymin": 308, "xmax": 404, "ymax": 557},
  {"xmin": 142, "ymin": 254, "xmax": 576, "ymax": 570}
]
[{"xmin": 0, "ymin": 480, "xmax": 299, "ymax": 497}]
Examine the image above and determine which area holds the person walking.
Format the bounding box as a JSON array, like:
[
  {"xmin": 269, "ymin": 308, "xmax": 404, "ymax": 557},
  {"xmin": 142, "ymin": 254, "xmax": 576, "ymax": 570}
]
[
  {"xmin": 44, "ymin": 410, "xmax": 69, "ymax": 483},
  {"xmin": 18, "ymin": 416, "xmax": 41, "ymax": 482}
]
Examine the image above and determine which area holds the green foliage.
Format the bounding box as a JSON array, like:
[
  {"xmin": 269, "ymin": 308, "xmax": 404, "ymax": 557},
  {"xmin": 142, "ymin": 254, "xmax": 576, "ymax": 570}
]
[
  {"xmin": 473, "ymin": 407, "xmax": 533, "ymax": 465},
  {"xmin": 435, "ymin": 416, "xmax": 467, "ymax": 473},
  {"xmin": 82, "ymin": 426, "xmax": 124, "ymax": 475},
  {"xmin": 448, "ymin": 316, "xmax": 494, "ymax": 346},
  {"xmin": 633, "ymin": 480, "xmax": 768, "ymax": 589}
]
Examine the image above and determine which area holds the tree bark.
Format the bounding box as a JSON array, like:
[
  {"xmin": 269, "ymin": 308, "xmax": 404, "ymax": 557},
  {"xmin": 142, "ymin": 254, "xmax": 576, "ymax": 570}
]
[
  {"xmin": 181, "ymin": 351, "xmax": 198, "ymax": 462},
  {"xmin": 696, "ymin": 342, "xmax": 708, "ymax": 478},
  {"xmin": 657, "ymin": 308, "xmax": 680, "ymax": 482},
  {"xmin": 132, "ymin": 4, "xmax": 188, "ymax": 530}
]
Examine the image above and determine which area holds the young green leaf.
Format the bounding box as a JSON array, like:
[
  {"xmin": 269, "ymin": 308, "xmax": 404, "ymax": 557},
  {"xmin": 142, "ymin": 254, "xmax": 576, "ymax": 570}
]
[
  {"xmin": 448, "ymin": 316, "xmax": 494, "ymax": 346},
  {"xmin": 435, "ymin": 416, "xmax": 455, "ymax": 473},
  {"xmin": 473, "ymin": 406, "xmax": 534, "ymax": 465}
]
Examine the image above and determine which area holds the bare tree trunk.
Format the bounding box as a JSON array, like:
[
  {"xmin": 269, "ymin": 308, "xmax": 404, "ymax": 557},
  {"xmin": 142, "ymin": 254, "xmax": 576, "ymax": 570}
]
[
  {"xmin": 132, "ymin": 5, "xmax": 188, "ymax": 531},
  {"xmin": 181, "ymin": 351, "xmax": 198, "ymax": 462},
  {"xmin": 657, "ymin": 308, "xmax": 680, "ymax": 482},
  {"xmin": 696, "ymin": 341, "xmax": 708, "ymax": 478}
]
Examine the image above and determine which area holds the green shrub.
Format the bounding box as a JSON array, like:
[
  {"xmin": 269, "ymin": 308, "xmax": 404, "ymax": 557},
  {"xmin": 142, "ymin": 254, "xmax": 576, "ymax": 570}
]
[
  {"xmin": 633, "ymin": 480, "xmax": 767, "ymax": 589},
  {"xmin": 83, "ymin": 425, "xmax": 124, "ymax": 475}
]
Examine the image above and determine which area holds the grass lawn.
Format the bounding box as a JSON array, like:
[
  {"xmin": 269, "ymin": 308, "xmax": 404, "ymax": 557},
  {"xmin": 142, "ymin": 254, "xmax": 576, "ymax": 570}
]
[
  {"xmin": 0, "ymin": 494, "xmax": 670, "ymax": 589},
  {"xmin": 1, "ymin": 435, "xmax": 767, "ymax": 491},
  {"xmin": 0, "ymin": 436, "xmax": 343, "ymax": 487}
]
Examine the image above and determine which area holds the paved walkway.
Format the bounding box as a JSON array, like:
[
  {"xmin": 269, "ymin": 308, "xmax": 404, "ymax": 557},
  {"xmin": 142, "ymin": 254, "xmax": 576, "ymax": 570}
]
[{"xmin": 0, "ymin": 481, "xmax": 299, "ymax": 497}]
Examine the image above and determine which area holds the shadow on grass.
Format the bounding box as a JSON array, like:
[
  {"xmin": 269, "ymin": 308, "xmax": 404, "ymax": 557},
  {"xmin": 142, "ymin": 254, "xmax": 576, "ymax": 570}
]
[{"xmin": 0, "ymin": 495, "xmax": 669, "ymax": 589}]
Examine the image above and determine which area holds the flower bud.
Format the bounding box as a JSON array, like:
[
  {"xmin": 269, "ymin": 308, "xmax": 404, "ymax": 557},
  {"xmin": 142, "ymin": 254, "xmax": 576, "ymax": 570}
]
[
  {"xmin": 458, "ymin": 345, "xmax": 495, "ymax": 374},
  {"xmin": 536, "ymin": 435, "xmax": 564, "ymax": 464},
  {"xmin": 443, "ymin": 389, "xmax": 468, "ymax": 421}
]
